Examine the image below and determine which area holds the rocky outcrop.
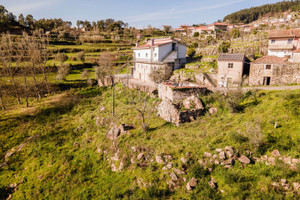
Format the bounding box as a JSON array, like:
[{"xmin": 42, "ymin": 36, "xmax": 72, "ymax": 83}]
[{"xmin": 106, "ymin": 124, "xmax": 135, "ymax": 140}]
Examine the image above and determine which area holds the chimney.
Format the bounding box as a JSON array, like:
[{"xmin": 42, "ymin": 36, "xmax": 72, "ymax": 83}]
[
  {"xmin": 151, "ymin": 39, "xmax": 155, "ymax": 46},
  {"xmin": 136, "ymin": 41, "xmax": 139, "ymax": 47}
]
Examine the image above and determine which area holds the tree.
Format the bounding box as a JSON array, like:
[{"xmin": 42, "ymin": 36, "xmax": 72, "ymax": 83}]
[
  {"xmin": 76, "ymin": 51, "xmax": 85, "ymax": 64},
  {"xmin": 56, "ymin": 63, "xmax": 71, "ymax": 82},
  {"xmin": 95, "ymin": 52, "xmax": 118, "ymax": 117},
  {"xmin": 230, "ymin": 29, "xmax": 240, "ymax": 39},
  {"xmin": 218, "ymin": 41, "xmax": 231, "ymax": 53},
  {"xmin": 193, "ymin": 32, "xmax": 200, "ymax": 37},
  {"xmin": 132, "ymin": 97, "xmax": 149, "ymax": 133},
  {"xmin": 25, "ymin": 14, "xmax": 34, "ymax": 29},
  {"xmin": 188, "ymin": 48, "xmax": 196, "ymax": 58},
  {"xmin": 18, "ymin": 14, "xmax": 25, "ymax": 26},
  {"xmin": 149, "ymin": 67, "xmax": 172, "ymax": 84},
  {"xmin": 55, "ymin": 53, "xmax": 68, "ymax": 65}
]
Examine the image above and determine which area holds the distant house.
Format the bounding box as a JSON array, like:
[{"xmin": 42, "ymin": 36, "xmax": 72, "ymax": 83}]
[
  {"xmin": 192, "ymin": 26, "xmax": 211, "ymax": 35},
  {"xmin": 207, "ymin": 23, "xmax": 228, "ymax": 32},
  {"xmin": 217, "ymin": 54, "xmax": 249, "ymax": 87},
  {"xmin": 161, "ymin": 25, "xmax": 172, "ymax": 31},
  {"xmin": 268, "ymin": 29, "xmax": 300, "ymax": 58},
  {"xmin": 132, "ymin": 38, "xmax": 187, "ymax": 82},
  {"xmin": 249, "ymin": 56, "xmax": 300, "ymax": 86}
]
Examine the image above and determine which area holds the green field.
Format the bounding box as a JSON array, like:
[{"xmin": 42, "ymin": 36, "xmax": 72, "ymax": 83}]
[{"xmin": 1, "ymin": 86, "xmax": 299, "ymax": 199}]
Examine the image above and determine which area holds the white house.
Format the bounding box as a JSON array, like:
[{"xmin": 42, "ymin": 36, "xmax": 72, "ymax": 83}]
[
  {"xmin": 268, "ymin": 29, "xmax": 300, "ymax": 58},
  {"xmin": 132, "ymin": 38, "xmax": 187, "ymax": 82}
]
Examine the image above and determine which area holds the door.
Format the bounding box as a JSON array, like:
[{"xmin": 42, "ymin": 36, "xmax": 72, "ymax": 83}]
[
  {"xmin": 263, "ymin": 77, "xmax": 271, "ymax": 85},
  {"xmin": 227, "ymin": 78, "xmax": 233, "ymax": 87}
]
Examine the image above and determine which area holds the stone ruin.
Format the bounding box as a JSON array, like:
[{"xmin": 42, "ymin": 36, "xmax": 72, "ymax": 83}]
[{"xmin": 157, "ymin": 83, "xmax": 205, "ymax": 126}]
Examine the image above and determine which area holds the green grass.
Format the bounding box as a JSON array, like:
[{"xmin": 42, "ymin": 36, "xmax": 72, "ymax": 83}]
[{"xmin": 0, "ymin": 86, "xmax": 299, "ymax": 199}]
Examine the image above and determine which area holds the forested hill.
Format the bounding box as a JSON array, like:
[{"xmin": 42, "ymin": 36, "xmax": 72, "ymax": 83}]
[{"xmin": 223, "ymin": 0, "xmax": 300, "ymax": 24}]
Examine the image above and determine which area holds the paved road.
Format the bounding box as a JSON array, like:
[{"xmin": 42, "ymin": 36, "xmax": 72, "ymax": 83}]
[{"xmin": 208, "ymin": 85, "xmax": 300, "ymax": 92}]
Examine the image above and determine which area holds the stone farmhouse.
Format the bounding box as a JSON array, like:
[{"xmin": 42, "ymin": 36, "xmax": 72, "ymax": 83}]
[
  {"xmin": 249, "ymin": 29, "xmax": 300, "ymax": 86},
  {"xmin": 217, "ymin": 54, "xmax": 249, "ymax": 87},
  {"xmin": 132, "ymin": 38, "xmax": 187, "ymax": 83},
  {"xmin": 206, "ymin": 23, "xmax": 228, "ymax": 32}
]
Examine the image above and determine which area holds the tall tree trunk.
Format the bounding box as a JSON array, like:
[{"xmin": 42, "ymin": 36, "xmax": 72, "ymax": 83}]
[{"xmin": 0, "ymin": 95, "xmax": 5, "ymax": 110}]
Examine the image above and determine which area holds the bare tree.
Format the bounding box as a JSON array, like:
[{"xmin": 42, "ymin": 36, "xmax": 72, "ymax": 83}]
[
  {"xmin": 132, "ymin": 97, "xmax": 149, "ymax": 133},
  {"xmin": 76, "ymin": 51, "xmax": 85, "ymax": 64},
  {"xmin": 0, "ymin": 33, "xmax": 22, "ymax": 104},
  {"xmin": 95, "ymin": 52, "xmax": 118, "ymax": 117},
  {"xmin": 149, "ymin": 66, "xmax": 172, "ymax": 84}
]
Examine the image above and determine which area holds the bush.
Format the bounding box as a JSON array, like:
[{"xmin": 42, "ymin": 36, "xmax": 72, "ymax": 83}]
[
  {"xmin": 188, "ymin": 48, "xmax": 196, "ymax": 58},
  {"xmin": 193, "ymin": 32, "xmax": 200, "ymax": 37}
]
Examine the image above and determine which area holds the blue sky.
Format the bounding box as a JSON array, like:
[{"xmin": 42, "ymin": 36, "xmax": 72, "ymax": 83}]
[{"xmin": 2, "ymin": 0, "xmax": 284, "ymax": 28}]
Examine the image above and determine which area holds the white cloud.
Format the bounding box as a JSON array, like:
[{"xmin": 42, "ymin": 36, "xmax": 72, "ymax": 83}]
[{"xmin": 125, "ymin": 0, "xmax": 245, "ymax": 24}]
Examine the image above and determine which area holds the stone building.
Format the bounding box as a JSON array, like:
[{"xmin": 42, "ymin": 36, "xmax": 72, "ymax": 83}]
[
  {"xmin": 132, "ymin": 38, "xmax": 187, "ymax": 83},
  {"xmin": 249, "ymin": 56, "xmax": 300, "ymax": 86},
  {"xmin": 217, "ymin": 54, "xmax": 249, "ymax": 87},
  {"xmin": 207, "ymin": 23, "xmax": 228, "ymax": 32},
  {"xmin": 157, "ymin": 82, "xmax": 209, "ymax": 126},
  {"xmin": 158, "ymin": 82, "xmax": 209, "ymax": 102}
]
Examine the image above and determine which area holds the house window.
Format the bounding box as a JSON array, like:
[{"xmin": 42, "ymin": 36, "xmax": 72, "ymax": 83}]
[
  {"xmin": 287, "ymin": 39, "xmax": 293, "ymax": 44},
  {"xmin": 154, "ymin": 53, "xmax": 157, "ymax": 57},
  {"xmin": 146, "ymin": 53, "xmax": 148, "ymax": 57},
  {"xmin": 138, "ymin": 53, "xmax": 140, "ymax": 57},
  {"xmin": 228, "ymin": 63, "xmax": 233, "ymax": 68},
  {"xmin": 265, "ymin": 64, "xmax": 272, "ymax": 70},
  {"xmin": 172, "ymin": 43, "xmax": 176, "ymax": 51},
  {"xmin": 271, "ymin": 40, "xmax": 275, "ymax": 44}
]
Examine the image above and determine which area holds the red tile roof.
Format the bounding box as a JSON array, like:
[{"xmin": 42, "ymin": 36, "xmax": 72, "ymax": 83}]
[
  {"xmin": 269, "ymin": 29, "xmax": 300, "ymax": 38},
  {"xmin": 252, "ymin": 56, "xmax": 288, "ymax": 64},
  {"xmin": 134, "ymin": 38, "xmax": 182, "ymax": 49},
  {"xmin": 213, "ymin": 23, "xmax": 228, "ymax": 26},
  {"xmin": 196, "ymin": 26, "xmax": 210, "ymax": 31}
]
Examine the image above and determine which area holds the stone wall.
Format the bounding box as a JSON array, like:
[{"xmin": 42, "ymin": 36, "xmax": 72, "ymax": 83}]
[
  {"xmin": 158, "ymin": 83, "xmax": 209, "ymax": 102},
  {"xmin": 157, "ymin": 96, "xmax": 205, "ymax": 126},
  {"xmin": 249, "ymin": 63, "xmax": 300, "ymax": 85}
]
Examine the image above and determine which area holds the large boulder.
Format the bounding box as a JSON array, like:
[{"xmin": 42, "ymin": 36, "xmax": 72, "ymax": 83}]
[
  {"xmin": 106, "ymin": 126, "xmax": 121, "ymax": 140},
  {"xmin": 186, "ymin": 178, "xmax": 198, "ymax": 191},
  {"xmin": 238, "ymin": 155, "xmax": 251, "ymax": 164}
]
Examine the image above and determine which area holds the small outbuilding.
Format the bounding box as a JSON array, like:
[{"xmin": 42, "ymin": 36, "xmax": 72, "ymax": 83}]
[{"xmin": 217, "ymin": 53, "xmax": 249, "ymax": 87}]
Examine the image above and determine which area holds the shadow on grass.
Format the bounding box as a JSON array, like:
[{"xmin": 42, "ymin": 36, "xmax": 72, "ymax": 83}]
[{"xmin": 147, "ymin": 122, "xmax": 173, "ymax": 132}]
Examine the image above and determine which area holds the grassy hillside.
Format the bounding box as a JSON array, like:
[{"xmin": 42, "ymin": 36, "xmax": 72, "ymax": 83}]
[
  {"xmin": 223, "ymin": 1, "xmax": 300, "ymax": 24},
  {"xmin": 1, "ymin": 85, "xmax": 299, "ymax": 199}
]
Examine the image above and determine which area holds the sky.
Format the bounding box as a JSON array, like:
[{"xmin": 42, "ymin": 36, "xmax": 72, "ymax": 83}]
[{"xmin": 2, "ymin": 0, "xmax": 285, "ymax": 28}]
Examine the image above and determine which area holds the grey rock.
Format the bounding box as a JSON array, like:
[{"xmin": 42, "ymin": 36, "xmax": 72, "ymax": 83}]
[
  {"xmin": 238, "ymin": 155, "xmax": 251, "ymax": 164},
  {"xmin": 173, "ymin": 168, "xmax": 186, "ymax": 175},
  {"xmin": 213, "ymin": 154, "xmax": 218, "ymax": 159},
  {"xmin": 209, "ymin": 107, "xmax": 218, "ymax": 115},
  {"xmin": 225, "ymin": 146, "xmax": 234, "ymax": 152},
  {"xmin": 204, "ymin": 152, "xmax": 212, "ymax": 158},
  {"xmin": 170, "ymin": 172, "xmax": 179, "ymax": 181},
  {"xmin": 186, "ymin": 178, "xmax": 198, "ymax": 191},
  {"xmin": 106, "ymin": 126, "xmax": 121, "ymax": 140},
  {"xmin": 268, "ymin": 157, "xmax": 276, "ymax": 165},
  {"xmin": 221, "ymin": 158, "xmax": 234, "ymax": 165},
  {"xmin": 167, "ymin": 162, "xmax": 173, "ymax": 169},
  {"xmin": 181, "ymin": 157, "xmax": 188, "ymax": 163},
  {"xmin": 208, "ymin": 179, "xmax": 217, "ymax": 189},
  {"xmin": 219, "ymin": 151, "xmax": 226, "ymax": 160},
  {"xmin": 137, "ymin": 153, "xmax": 144, "ymax": 161},
  {"xmin": 155, "ymin": 155, "xmax": 165, "ymax": 164},
  {"xmin": 293, "ymin": 182, "xmax": 300, "ymax": 191},
  {"xmin": 215, "ymin": 148, "xmax": 223, "ymax": 152},
  {"xmin": 272, "ymin": 149, "xmax": 281, "ymax": 157}
]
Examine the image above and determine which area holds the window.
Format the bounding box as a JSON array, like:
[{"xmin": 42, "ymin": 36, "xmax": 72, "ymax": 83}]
[
  {"xmin": 228, "ymin": 63, "xmax": 233, "ymax": 68},
  {"xmin": 138, "ymin": 53, "xmax": 140, "ymax": 57},
  {"xmin": 271, "ymin": 40, "xmax": 275, "ymax": 44},
  {"xmin": 287, "ymin": 39, "xmax": 293, "ymax": 44},
  {"xmin": 265, "ymin": 64, "xmax": 272, "ymax": 70},
  {"xmin": 154, "ymin": 53, "xmax": 157, "ymax": 57},
  {"xmin": 146, "ymin": 53, "xmax": 148, "ymax": 57}
]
